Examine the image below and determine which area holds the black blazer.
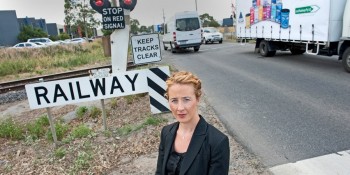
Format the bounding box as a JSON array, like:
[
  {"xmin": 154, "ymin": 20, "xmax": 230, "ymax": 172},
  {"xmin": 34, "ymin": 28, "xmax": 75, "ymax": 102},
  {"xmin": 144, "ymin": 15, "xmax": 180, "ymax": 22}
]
[{"xmin": 156, "ymin": 116, "xmax": 230, "ymax": 175}]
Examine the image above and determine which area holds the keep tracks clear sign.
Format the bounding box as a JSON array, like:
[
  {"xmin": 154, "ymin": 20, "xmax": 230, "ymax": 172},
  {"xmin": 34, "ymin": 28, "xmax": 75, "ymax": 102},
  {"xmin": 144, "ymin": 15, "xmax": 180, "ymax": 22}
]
[
  {"xmin": 131, "ymin": 33, "xmax": 162, "ymax": 65},
  {"xmin": 102, "ymin": 7, "xmax": 125, "ymax": 30}
]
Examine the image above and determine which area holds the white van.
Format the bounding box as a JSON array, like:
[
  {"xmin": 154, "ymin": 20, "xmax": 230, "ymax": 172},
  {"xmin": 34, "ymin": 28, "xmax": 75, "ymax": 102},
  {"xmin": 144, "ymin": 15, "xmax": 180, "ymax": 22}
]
[{"xmin": 163, "ymin": 11, "xmax": 202, "ymax": 53}]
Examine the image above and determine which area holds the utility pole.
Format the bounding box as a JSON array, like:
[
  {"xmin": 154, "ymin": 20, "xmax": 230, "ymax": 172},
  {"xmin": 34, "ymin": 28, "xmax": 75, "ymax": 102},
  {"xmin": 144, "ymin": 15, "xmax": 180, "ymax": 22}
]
[
  {"xmin": 163, "ymin": 9, "xmax": 165, "ymax": 34},
  {"xmin": 195, "ymin": 0, "xmax": 198, "ymax": 11}
]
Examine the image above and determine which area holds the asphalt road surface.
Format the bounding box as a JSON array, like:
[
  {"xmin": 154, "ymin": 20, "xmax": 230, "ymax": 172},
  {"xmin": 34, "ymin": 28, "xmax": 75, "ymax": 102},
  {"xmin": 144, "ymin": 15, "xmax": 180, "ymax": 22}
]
[{"xmin": 160, "ymin": 42, "xmax": 350, "ymax": 169}]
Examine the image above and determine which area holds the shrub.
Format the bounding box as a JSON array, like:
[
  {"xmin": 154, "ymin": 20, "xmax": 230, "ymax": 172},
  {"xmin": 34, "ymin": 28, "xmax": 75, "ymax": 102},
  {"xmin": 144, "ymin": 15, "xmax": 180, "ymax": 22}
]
[
  {"xmin": 71, "ymin": 151, "xmax": 92, "ymax": 173},
  {"xmin": 54, "ymin": 147, "xmax": 66, "ymax": 159},
  {"xmin": 76, "ymin": 106, "xmax": 88, "ymax": 118},
  {"xmin": 25, "ymin": 115, "xmax": 50, "ymax": 140},
  {"xmin": 71, "ymin": 125, "xmax": 92, "ymax": 139},
  {"xmin": 0, "ymin": 118, "xmax": 24, "ymax": 140},
  {"xmin": 47, "ymin": 121, "xmax": 69, "ymax": 141},
  {"xmin": 89, "ymin": 106, "xmax": 101, "ymax": 119},
  {"xmin": 36, "ymin": 115, "xmax": 50, "ymax": 126},
  {"xmin": 117, "ymin": 124, "xmax": 133, "ymax": 136},
  {"xmin": 17, "ymin": 25, "xmax": 48, "ymax": 42}
]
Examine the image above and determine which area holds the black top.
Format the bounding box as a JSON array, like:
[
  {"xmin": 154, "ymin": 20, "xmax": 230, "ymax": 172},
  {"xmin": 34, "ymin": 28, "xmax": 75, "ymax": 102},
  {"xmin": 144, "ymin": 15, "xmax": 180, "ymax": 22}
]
[
  {"xmin": 166, "ymin": 145, "xmax": 186, "ymax": 175},
  {"xmin": 156, "ymin": 116, "xmax": 230, "ymax": 175}
]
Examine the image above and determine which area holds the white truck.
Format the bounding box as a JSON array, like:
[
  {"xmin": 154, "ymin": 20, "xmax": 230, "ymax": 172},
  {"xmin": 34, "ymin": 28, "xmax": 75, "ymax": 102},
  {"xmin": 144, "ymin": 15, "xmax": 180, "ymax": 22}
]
[{"xmin": 236, "ymin": 0, "xmax": 350, "ymax": 72}]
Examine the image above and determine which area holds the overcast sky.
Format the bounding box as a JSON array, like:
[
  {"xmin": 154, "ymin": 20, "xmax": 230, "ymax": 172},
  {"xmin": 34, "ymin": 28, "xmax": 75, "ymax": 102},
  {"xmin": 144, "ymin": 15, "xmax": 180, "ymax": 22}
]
[{"xmin": 0, "ymin": 0, "xmax": 233, "ymax": 26}]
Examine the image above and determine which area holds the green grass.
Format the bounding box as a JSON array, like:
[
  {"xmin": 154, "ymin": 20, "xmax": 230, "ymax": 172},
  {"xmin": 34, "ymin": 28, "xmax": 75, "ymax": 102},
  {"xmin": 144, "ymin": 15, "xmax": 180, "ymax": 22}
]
[
  {"xmin": 70, "ymin": 151, "xmax": 92, "ymax": 173},
  {"xmin": 110, "ymin": 98, "xmax": 118, "ymax": 109},
  {"xmin": 117, "ymin": 115, "xmax": 167, "ymax": 136},
  {"xmin": 144, "ymin": 116, "xmax": 167, "ymax": 126},
  {"xmin": 47, "ymin": 121, "xmax": 69, "ymax": 141},
  {"xmin": 89, "ymin": 106, "xmax": 101, "ymax": 119},
  {"xmin": 0, "ymin": 118, "xmax": 24, "ymax": 140},
  {"xmin": 71, "ymin": 125, "xmax": 92, "ymax": 139},
  {"xmin": 25, "ymin": 116, "xmax": 49, "ymax": 140},
  {"xmin": 117, "ymin": 124, "xmax": 134, "ymax": 136},
  {"xmin": 54, "ymin": 147, "xmax": 66, "ymax": 159},
  {"xmin": 76, "ymin": 106, "xmax": 88, "ymax": 118}
]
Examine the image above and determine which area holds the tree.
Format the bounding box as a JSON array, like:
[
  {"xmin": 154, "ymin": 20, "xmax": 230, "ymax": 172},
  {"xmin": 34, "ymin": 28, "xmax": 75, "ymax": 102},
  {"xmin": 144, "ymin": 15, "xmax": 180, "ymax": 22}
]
[
  {"xmin": 64, "ymin": 0, "xmax": 75, "ymax": 38},
  {"xmin": 64, "ymin": 0, "xmax": 101, "ymax": 38},
  {"xmin": 130, "ymin": 19, "xmax": 140, "ymax": 34},
  {"xmin": 147, "ymin": 25, "xmax": 154, "ymax": 33},
  {"xmin": 58, "ymin": 33, "xmax": 71, "ymax": 40},
  {"xmin": 17, "ymin": 26, "xmax": 48, "ymax": 42},
  {"xmin": 200, "ymin": 13, "xmax": 220, "ymax": 27},
  {"xmin": 139, "ymin": 25, "xmax": 148, "ymax": 33}
]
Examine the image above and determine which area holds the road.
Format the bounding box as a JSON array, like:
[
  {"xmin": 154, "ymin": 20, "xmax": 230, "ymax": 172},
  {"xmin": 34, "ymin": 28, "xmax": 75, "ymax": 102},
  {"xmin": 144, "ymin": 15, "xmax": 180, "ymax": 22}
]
[{"xmin": 160, "ymin": 42, "xmax": 350, "ymax": 171}]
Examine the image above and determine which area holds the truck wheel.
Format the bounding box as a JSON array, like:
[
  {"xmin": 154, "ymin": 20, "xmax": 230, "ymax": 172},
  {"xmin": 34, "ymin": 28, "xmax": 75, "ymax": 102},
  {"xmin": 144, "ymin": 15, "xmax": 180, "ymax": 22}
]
[
  {"xmin": 163, "ymin": 43, "xmax": 168, "ymax": 50},
  {"xmin": 219, "ymin": 40, "xmax": 223, "ymax": 44},
  {"xmin": 194, "ymin": 46, "xmax": 200, "ymax": 52},
  {"xmin": 290, "ymin": 49, "xmax": 305, "ymax": 55},
  {"xmin": 342, "ymin": 47, "xmax": 350, "ymax": 73},
  {"xmin": 259, "ymin": 40, "xmax": 276, "ymax": 57}
]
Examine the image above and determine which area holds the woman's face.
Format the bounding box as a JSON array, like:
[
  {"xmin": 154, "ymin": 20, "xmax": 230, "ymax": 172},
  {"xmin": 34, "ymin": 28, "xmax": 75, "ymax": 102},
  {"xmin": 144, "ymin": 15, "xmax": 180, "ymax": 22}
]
[{"xmin": 168, "ymin": 83, "xmax": 199, "ymax": 123}]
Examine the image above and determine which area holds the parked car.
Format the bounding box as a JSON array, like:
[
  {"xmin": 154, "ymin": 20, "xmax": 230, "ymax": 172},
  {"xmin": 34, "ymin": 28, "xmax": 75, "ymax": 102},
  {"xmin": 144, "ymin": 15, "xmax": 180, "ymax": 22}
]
[
  {"xmin": 70, "ymin": 38, "xmax": 87, "ymax": 44},
  {"xmin": 13, "ymin": 42, "xmax": 41, "ymax": 48},
  {"xmin": 202, "ymin": 27, "xmax": 223, "ymax": 44},
  {"xmin": 87, "ymin": 37, "xmax": 94, "ymax": 42},
  {"xmin": 27, "ymin": 38, "xmax": 59, "ymax": 45},
  {"xmin": 56, "ymin": 40, "xmax": 71, "ymax": 45},
  {"xmin": 33, "ymin": 42, "xmax": 48, "ymax": 47}
]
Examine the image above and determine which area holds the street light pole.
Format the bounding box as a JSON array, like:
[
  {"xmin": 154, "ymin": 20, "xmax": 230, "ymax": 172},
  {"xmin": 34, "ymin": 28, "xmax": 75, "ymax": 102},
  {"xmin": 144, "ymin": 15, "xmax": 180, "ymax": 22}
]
[{"xmin": 195, "ymin": 0, "xmax": 197, "ymax": 11}]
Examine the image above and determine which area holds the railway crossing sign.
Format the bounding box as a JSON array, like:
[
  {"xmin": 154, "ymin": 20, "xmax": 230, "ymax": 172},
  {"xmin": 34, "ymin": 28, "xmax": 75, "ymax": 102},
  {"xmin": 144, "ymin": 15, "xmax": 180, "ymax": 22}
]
[
  {"xmin": 25, "ymin": 66, "xmax": 170, "ymax": 114},
  {"xmin": 131, "ymin": 33, "xmax": 162, "ymax": 65}
]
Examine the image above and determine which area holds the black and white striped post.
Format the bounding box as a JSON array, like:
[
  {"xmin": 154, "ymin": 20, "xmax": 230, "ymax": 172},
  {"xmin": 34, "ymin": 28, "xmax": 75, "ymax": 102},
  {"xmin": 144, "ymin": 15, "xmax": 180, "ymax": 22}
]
[{"xmin": 147, "ymin": 67, "xmax": 170, "ymax": 114}]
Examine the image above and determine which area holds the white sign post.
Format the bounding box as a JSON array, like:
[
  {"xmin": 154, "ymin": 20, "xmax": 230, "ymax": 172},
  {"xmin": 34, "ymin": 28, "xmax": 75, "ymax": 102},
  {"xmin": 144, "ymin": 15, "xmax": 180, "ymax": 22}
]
[
  {"xmin": 110, "ymin": 9, "xmax": 130, "ymax": 73},
  {"xmin": 131, "ymin": 34, "xmax": 162, "ymax": 65},
  {"xmin": 90, "ymin": 68, "xmax": 111, "ymax": 131}
]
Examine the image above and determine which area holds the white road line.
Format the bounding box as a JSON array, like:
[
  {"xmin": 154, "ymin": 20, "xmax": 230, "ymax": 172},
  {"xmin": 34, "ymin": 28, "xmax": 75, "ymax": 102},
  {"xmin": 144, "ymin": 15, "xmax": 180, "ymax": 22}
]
[{"xmin": 270, "ymin": 150, "xmax": 350, "ymax": 175}]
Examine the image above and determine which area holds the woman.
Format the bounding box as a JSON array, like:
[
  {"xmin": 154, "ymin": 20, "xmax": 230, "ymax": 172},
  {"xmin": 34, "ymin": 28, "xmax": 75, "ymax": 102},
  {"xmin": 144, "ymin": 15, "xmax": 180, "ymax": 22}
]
[{"xmin": 156, "ymin": 71, "xmax": 230, "ymax": 175}]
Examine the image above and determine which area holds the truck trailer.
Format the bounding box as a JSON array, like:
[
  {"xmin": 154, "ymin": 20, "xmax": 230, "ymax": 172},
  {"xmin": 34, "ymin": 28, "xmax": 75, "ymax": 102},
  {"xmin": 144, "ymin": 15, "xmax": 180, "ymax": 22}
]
[{"xmin": 236, "ymin": 0, "xmax": 350, "ymax": 72}]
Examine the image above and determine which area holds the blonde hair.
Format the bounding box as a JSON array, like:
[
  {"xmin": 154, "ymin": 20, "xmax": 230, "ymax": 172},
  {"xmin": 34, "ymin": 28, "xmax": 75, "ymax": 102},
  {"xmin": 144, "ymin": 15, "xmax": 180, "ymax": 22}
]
[{"xmin": 165, "ymin": 71, "xmax": 202, "ymax": 100}]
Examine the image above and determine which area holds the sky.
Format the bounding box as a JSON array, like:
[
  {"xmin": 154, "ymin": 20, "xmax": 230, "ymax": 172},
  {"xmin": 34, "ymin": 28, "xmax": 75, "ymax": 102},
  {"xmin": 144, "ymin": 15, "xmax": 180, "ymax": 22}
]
[{"xmin": 0, "ymin": 0, "xmax": 234, "ymax": 26}]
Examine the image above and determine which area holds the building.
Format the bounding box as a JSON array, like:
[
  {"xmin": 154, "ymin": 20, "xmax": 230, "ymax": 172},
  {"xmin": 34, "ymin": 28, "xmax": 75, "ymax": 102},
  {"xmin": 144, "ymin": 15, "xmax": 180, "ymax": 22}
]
[
  {"xmin": 1, "ymin": 9, "xmax": 99, "ymax": 46},
  {"xmin": 0, "ymin": 10, "xmax": 65, "ymax": 46},
  {"xmin": 47, "ymin": 23, "xmax": 65, "ymax": 37},
  {"xmin": 18, "ymin": 17, "xmax": 48, "ymax": 33},
  {"xmin": 0, "ymin": 10, "xmax": 20, "ymax": 46}
]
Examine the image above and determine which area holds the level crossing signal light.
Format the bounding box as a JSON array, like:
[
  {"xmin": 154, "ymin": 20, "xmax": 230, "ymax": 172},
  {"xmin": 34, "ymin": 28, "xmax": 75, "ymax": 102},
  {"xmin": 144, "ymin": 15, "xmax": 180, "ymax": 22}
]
[
  {"xmin": 95, "ymin": 0, "xmax": 104, "ymax": 6},
  {"xmin": 90, "ymin": 0, "xmax": 111, "ymax": 14},
  {"xmin": 119, "ymin": 0, "xmax": 137, "ymax": 11}
]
